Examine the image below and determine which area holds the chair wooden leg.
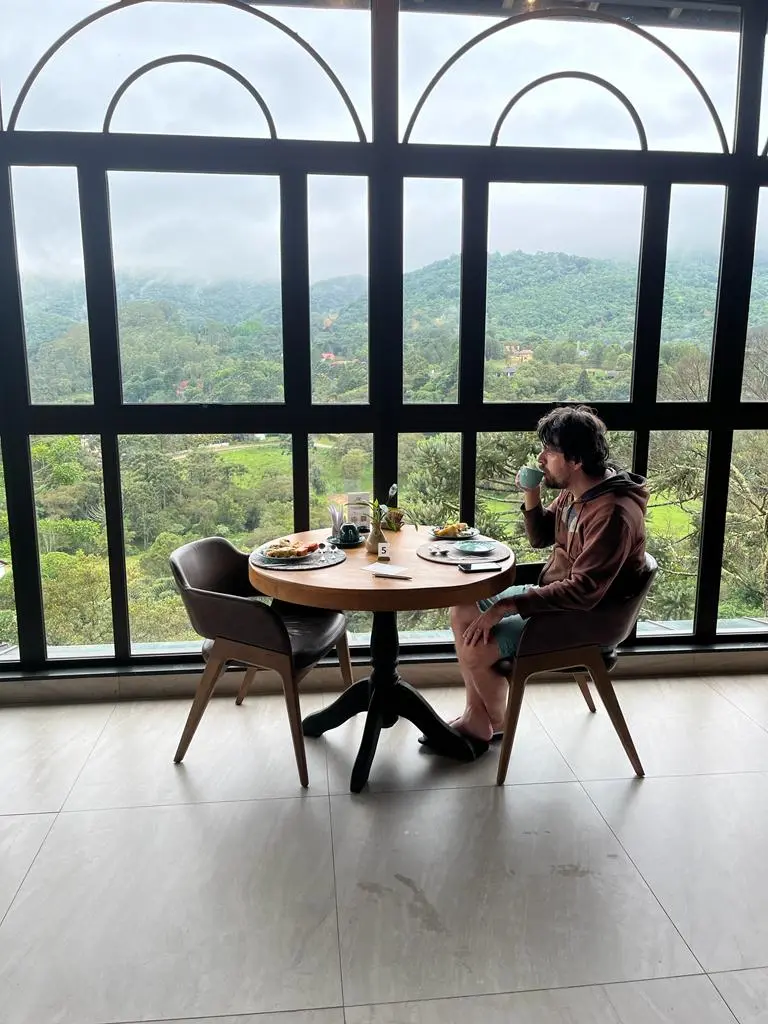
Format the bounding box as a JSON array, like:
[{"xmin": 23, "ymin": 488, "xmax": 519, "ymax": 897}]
[
  {"xmin": 280, "ymin": 667, "xmax": 309, "ymax": 788},
  {"xmin": 174, "ymin": 655, "xmax": 225, "ymax": 763},
  {"xmin": 336, "ymin": 629, "xmax": 354, "ymax": 689},
  {"xmin": 573, "ymin": 671, "xmax": 597, "ymax": 713},
  {"xmin": 496, "ymin": 671, "xmax": 527, "ymax": 786},
  {"xmin": 589, "ymin": 659, "xmax": 645, "ymax": 777},
  {"xmin": 235, "ymin": 666, "xmax": 259, "ymax": 706}
]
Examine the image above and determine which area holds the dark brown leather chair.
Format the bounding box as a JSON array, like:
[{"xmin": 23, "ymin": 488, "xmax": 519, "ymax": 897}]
[
  {"xmin": 496, "ymin": 553, "xmax": 657, "ymax": 785},
  {"xmin": 170, "ymin": 537, "xmax": 353, "ymax": 787}
]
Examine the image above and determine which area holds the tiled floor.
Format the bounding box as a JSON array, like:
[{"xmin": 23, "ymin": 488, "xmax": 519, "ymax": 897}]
[{"xmin": 1, "ymin": 678, "xmax": 768, "ymax": 1023}]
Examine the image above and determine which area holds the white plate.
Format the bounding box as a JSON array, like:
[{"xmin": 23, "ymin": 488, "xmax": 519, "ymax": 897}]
[{"xmin": 428, "ymin": 527, "xmax": 479, "ymax": 541}]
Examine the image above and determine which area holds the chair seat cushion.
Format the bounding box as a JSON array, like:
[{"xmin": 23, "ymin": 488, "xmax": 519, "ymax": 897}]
[
  {"xmin": 271, "ymin": 601, "xmax": 347, "ymax": 670},
  {"xmin": 203, "ymin": 601, "xmax": 346, "ymax": 671}
]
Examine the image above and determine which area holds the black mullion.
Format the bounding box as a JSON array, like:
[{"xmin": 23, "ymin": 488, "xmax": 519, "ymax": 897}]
[
  {"xmin": 632, "ymin": 430, "xmax": 650, "ymax": 479},
  {"xmin": 370, "ymin": 163, "xmax": 400, "ymax": 500},
  {"xmin": 459, "ymin": 432, "xmax": 478, "ymax": 526},
  {"xmin": 0, "ymin": 164, "xmax": 46, "ymax": 666},
  {"xmin": 733, "ymin": 3, "xmax": 767, "ymax": 156},
  {"xmin": 5, "ymin": 133, "xmax": 742, "ymax": 185},
  {"xmin": 458, "ymin": 177, "xmax": 489, "ymax": 411},
  {"xmin": 293, "ymin": 433, "xmax": 310, "ymax": 533},
  {"xmin": 625, "ymin": 430, "xmax": 651, "ymax": 644},
  {"xmin": 372, "ymin": 0, "xmax": 398, "ymax": 146},
  {"xmin": 458, "ymin": 176, "xmax": 488, "ymax": 527},
  {"xmin": 280, "ymin": 171, "xmax": 311, "ymax": 410},
  {"xmin": 19, "ymin": 398, "xmax": 768, "ymax": 436},
  {"xmin": 1, "ymin": 433, "xmax": 46, "ymax": 667},
  {"xmin": 630, "ymin": 183, "xmax": 671, "ymax": 404},
  {"xmin": 100, "ymin": 434, "xmax": 131, "ymax": 661},
  {"xmin": 77, "ymin": 166, "xmax": 123, "ymax": 407},
  {"xmin": 370, "ymin": 0, "xmax": 400, "ymax": 500},
  {"xmin": 694, "ymin": 430, "xmax": 733, "ymax": 644}
]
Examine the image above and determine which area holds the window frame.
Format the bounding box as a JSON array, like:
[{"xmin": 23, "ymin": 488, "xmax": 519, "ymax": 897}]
[{"xmin": 0, "ymin": 0, "xmax": 766, "ymax": 672}]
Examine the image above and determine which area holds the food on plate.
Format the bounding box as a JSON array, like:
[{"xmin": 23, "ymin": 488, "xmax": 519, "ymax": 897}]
[
  {"xmin": 264, "ymin": 539, "xmax": 319, "ymax": 559},
  {"xmin": 433, "ymin": 521, "xmax": 470, "ymax": 539}
]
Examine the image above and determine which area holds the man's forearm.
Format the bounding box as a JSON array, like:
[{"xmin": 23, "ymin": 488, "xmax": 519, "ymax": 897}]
[{"xmin": 523, "ymin": 489, "xmax": 542, "ymax": 511}]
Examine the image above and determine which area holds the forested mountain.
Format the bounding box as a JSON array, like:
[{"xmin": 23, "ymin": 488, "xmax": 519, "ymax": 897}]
[{"xmin": 17, "ymin": 250, "xmax": 768, "ymax": 406}]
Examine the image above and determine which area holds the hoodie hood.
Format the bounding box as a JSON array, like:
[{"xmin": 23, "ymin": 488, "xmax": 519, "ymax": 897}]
[{"xmin": 578, "ymin": 469, "xmax": 648, "ymax": 511}]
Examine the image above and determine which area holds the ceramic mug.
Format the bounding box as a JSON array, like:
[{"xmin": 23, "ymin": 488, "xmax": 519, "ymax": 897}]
[
  {"xmin": 518, "ymin": 466, "xmax": 545, "ymax": 489},
  {"xmin": 338, "ymin": 522, "xmax": 361, "ymax": 545}
]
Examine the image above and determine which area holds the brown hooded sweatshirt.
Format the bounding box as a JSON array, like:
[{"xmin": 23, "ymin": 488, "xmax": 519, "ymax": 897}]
[{"xmin": 514, "ymin": 470, "xmax": 648, "ymax": 619}]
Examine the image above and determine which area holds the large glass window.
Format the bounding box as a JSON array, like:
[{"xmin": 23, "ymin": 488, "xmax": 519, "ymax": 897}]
[
  {"xmin": 309, "ymin": 176, "xmax": 369, "ymax": 405},
  {"xmin": 0, "ymin": 1, "xmax": 765, "ymax": 671},
  {"xmin": 657, "ymin": 186, "xmax": 725, "ymax": 402},
  {"xmin": 119, "ymin": 433, "xmax": 293, "ymax": 652},
  {"xmin": 743, "ymin": 190, "xmax": 768, "ymax": 401},
  {"xmin": 403, "ymin": 179, "xmax": 461, "ymax": 404},
  {"xmin": 718, "ymin": 432, "xmax": 768, "ymax": 634},
  {"xmin": 31, "ymin": 436, "xmax": 113, "ymax": 659},
  {"xmin": 11, "ymin": 166, "xmax": 93, "ymax": 404},
  {"xmin": 640, "ymin": 431, "xmax": 706, "ymax": 636},
  {"xmin": 484, "ymin": 184, "xmax": 643, "ymax": 404},
  {"xmin": 109, "ymin": 172, "xmax": 283, "ymax": 405}
]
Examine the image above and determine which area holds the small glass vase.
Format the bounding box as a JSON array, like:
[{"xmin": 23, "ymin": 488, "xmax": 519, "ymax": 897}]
[{"xmin": 365, "ymin": 521, "xmax": 386, "ymax": 553}]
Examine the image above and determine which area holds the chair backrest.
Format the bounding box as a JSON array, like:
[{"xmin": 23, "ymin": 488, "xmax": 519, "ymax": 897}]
[
  {"xmin": 169, "ymin": 537, "xmax": 288, "ymax": 650},
  {"xmin": 170, "ymin": 536, "xmax": 251, "ymax": 598},
  {"xmin": 516, "ymin": 553, "xmax": 658, "ymax": 657}
]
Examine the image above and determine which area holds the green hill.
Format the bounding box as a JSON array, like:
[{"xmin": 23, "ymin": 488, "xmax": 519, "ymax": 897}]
[{"xmin": 17, "ymin": 250, "xmax": 768, "ymax": 405}]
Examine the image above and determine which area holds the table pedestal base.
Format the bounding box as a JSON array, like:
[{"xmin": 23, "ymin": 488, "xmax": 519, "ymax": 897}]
[{"xmin": 302, "ymin": 610, "xmax": 485, "ymax": 793}]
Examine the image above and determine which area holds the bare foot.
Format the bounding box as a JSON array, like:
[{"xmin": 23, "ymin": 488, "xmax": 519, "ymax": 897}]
[
  {"xmin": 451, "ymin": 709, "xmax": 494, "ymax": 742},
  {"xmin": 449, "ymin": 714, "xmax": 505, "ymax": 737}
]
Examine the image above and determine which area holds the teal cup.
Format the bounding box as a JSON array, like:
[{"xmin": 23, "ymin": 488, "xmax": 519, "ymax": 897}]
[{"xmin": 519, "ymin": 466, "xmax": 545, "ymax": 489}]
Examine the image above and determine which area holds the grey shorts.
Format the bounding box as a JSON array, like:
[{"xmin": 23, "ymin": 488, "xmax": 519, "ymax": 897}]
[{"xmin": 476, "ymin": 584, "xmax": 534, "ymax": 660}]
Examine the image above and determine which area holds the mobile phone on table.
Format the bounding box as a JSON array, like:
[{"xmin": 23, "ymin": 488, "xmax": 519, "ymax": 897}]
[{"xmin": 458, "ymin": 562, "xmax": 502, "ymax": 573}]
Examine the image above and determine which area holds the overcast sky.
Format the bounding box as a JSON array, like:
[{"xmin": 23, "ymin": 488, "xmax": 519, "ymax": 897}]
[{"xmin": 1, "ymin": 0, "xmax": 766, "ymax": 283}]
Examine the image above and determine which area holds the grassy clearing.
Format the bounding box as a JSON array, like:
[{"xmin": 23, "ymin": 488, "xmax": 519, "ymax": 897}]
[{"xmin": 218, "ymin": 442, "xmax": 291, "ymax": 487}]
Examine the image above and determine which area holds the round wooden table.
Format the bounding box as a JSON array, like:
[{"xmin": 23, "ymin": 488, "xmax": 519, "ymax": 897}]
[{"xmin": 249, "ymin": 526, "xmax": 516, "ymax": 792}]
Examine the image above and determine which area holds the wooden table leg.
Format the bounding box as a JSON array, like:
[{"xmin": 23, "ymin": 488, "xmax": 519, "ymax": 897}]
[{"xmin": 303, "ymin": 610, "xmax": 480, "ymax": 792}]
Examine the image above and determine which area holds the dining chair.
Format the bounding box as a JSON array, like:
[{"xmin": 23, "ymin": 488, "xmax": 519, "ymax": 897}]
[
  {"xmin": 170, "ymin": 537, "xmax": 353, "ymax": 787},
  {"xmin": 495, "ymin": 554, "xmax": 657, "ymax": 785}
]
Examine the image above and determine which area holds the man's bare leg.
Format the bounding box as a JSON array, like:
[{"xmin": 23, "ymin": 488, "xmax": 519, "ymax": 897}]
[{"xmin": 450, "ymin": 604, "xmax": 507, "ymax": 741}]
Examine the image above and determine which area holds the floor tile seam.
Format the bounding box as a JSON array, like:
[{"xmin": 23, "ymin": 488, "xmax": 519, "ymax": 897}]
[
  {"xmin": 701, "ymin": 974, "xmax": 742, "ymax": 1024},
  {"xmin": 25, "ymin": 766, "xmax": 768, "ymax": 819},
  {"xmin": 522, "ymin": 698, "xmax": 581, "ymax": 779},
  {"xmin": 339, "ymin": 969, "xmax": 709, "ymax": 1009},
  {"xmin": 704, "ymin": 678, "xmax": 768, "ymax": 737},
  {"xmin": 60, "ymin": 702, "xmax": 120, "ymax": 812},
  {"xmin": 56, "ymin": 791, "xmax": 332, "ymax": 815},
  {"xmin": 93, "ymin": 1003, "xmax": 346, "ymax": 1024},
  {"xmin": 0, "ymin": 706, "xmax": 120, "ymax": 932},
  {"xmin": 328, "ymin": 791, "xmax": 347, "ymax": 1010},
  {"xmin": 576, "ymin": 777, "xmax": 708, "ymax": 976},
  {"xmin": 0, "ymin": 806, "xmax": 58, "ymax": 934}
]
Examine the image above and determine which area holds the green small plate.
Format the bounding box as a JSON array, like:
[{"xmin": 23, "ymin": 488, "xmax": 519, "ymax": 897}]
[{"xmin": 455, "ymin": 540, "xmax": 494, "ymax": 555}]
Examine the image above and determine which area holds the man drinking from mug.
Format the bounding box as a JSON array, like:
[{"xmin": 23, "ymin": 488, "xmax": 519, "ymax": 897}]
[{"xmin": 448, "ymin": 405, "xmax": 648, "ymax": 743}]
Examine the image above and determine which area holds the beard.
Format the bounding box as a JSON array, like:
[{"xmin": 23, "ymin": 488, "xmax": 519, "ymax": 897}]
[{"xmin": 543, "ymin": 471, "xmax": 565, "ymax": 489}]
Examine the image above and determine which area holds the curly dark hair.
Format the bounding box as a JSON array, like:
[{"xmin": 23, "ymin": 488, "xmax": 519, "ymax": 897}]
[{"xmin": 536, "ymin": 405, "xmax": 609, "ymax": 477}]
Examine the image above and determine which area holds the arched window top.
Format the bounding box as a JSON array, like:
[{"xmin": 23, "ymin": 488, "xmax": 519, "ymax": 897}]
[
  {"xmin": 4, "ymin": 0, "xmax": 369, "ymax": 141},
  {"xmin": 401, "ymin": 8, "xmax": 732, "ymax": 153},
  {"xmin": 491, "ymin": 72, "xmax": 648, "ymax": 151}
]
